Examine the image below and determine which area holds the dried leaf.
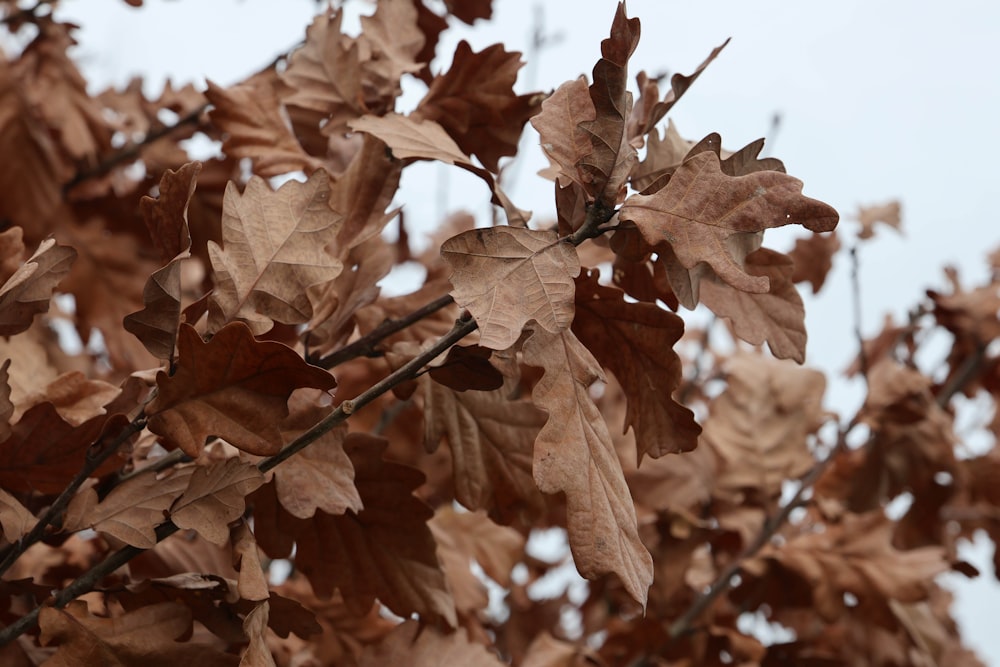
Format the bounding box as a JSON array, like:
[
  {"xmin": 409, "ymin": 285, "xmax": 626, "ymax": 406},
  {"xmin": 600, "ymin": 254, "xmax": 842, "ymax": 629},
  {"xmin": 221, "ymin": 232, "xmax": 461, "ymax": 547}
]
[
  {"xmin": 414, "ymin": 41, "xmax": 541, "ymax": 172},
  {"xmin": 619, "ymin": 151, "xmax": 838, "ymax": 305},
  {"xmin": 572, "ymin": 270, "xmax": 699, "ymax": 462},
  {"xmin": 328, "ymin": 135, "xmax": 402, "ymax": 252},
  {"xmin": 699, "ymin": 248, "xmax": 809, "ymax": 363},
  {"xmin": 0, "ymin": 238, "xmax": 76, "ymax": 336},
  {"xmin": 240, "ymin": 601, "xmax": 275, "ymax": 667},
  {"xmin": 423, "ymin": 374, "xmax": 545, "ymax": 524},
  {"xmin": 359, "ymin": 619, "xmax": 504, "ymax": 667},
  {"xmin": 63, "ymin": 467, "xmax": 192, "ymax": 548},
  {"xmin": 789, "ymin": 230, "xmax": 841, "ymax": 293},
  {"xmin": 0, "ymin": 359, "xmax": 10, "ymax": 442},
  {"xmin": 170, "ymin": 458, "xmax": 265, "ymax": 546},
  {"xmin": 441, "ymin": 227, "xmax": 580, "ymax": 350},
  {"xmin": 13, "ymin": 370, "xmax": 120, "ymax": 426},
  {"xmin": 531, "ymin": 76, "xmax": 595, "ymax": 190},
  {"xmin": 443, "ymin": 0, "xmax": 492, "ymax": 24},
  {"xmin": 857, "ymin": 200, "xmax": 902, "ymax": 240},
  {"xmin": 146, "ymin": 323, "xmax": 336, "ymax": 457},
  {"xmin": 0, "ymin": 487, "xmax": 34, "ymax": 541},
  {"xmin": 427, "ymin": 344, "xmax": 505, "ymax": 392},
  {"xmin": 208, "ymin": 170, "xmax": 344, "ymax": 335},
  {"xmin": 232, "ymin": 520, "xmax": 269, "ymax": 602},
  {"xmin": 522, "ymin": 327, "xmax": 652, "ymax": 607}
]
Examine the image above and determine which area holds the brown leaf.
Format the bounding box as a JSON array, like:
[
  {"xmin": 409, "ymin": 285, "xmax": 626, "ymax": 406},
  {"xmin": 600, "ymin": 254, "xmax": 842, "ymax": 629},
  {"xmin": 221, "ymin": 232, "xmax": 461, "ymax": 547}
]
[
  {"xmin": 206, "ymin": 76, "xmax": 323, "ymax": 179},
  {"xmin": 63, "ymin": 467, "xmax": 192, "ymax": 548},
  {"xmin": 577, "ymin": 3, "xmax": 640, "ymax": 205},
  {"xmin": 441, "ymin": 227, "xmax": 580, "ymax": 350},
  {"xmin": 619, "ymin": 151, "xmax": 838, "ymax": 304},
  {"xmin": 630, "ymin": 119, "xmax": 695, "ymax": 192},
  {"xmin": 414, "ymin": 41, "xmax": 542, "ymax": 172},
  {"xmin": 252, "ymin": 434, "xmax": 457, "ymax": 627},
  {"xmin": 271, "ymin": 390, "xmax": 361, "ymax": 519},
  {"xmin": 443, "ymin": 0, "xmax": 492, "ymax": 24},
  {"xmin": 857, "ymin": 200, "xmax": 902, "ymax": 240},
  {"xmin": 39, "ymin": 600, "xmax": 238, "ymax": 666},
  {"xmin": 359, "ymin": 619, "xmax": 505, "ymax": 667},
  {"xmin": 789, "ymin": 230, "xmax": 841, "ymax": 293},
  {"xmin": 626, "ymin": 40, "xmax": 730, "ymax": 142},
  {"xmin": 146, "ymin": 323, "xmax": 336, "ymax": 457},
  {"xmin": 572, "ymin": 270, "xmax": 699, "ymax": 462},
  {"xmin": 0, "ymin": 238, "xmax": 75, "ymax": 336},
  {"xmin": 170, "ymin": 458, "xmax": 264, "ymax": 545},
  {"xmin": 208, "ymin": 170, "xmax": 344, "ymax": 335},
  {"xmin": 430, "ymin": 506, "xmax": 524, "ymax": 615},
  {"xmin": 0, "ymin": 226, "xmax": 26, "ymax": 285},
  {"xmin": 522, "ymin": 327, "xmax": 653, "ymax": 607},
  {"xmin": 13, "ymin": 370, "xmax": 120, "ymax": 426},
  {"xmin": 427, "ymin": 344, "xmax": 505, "ymax": 392},
  {"xmin": 531, "ymin": 76, "xmax": 595, "ymax": 190},
  {"xmin": 698, "ymin": 248, "xmax": 809, "ymax": 363},
  {"xmin": 423, "ymin": 373, "xmax": 545, "ymax": 524},
  {"xmin": 328, "ymin": 135, "xmax": 402, "ymax": 252},
  {"xmin": 0, "ymin": 359, "xmax": 11, "ymax": 442},
  {"xmin": 232, "ymin": 520, "xmax": 270, "ymax": 602},
  {"xmin": 0, "ymin": 405, "xmax": 126, "ymax": 494},
  {"xmin": 124, "ymin": 162, "xmax": 200, "ymax": 361},
  {"xmin": 358, "ymin": 0, "xmax": 426, "ymax": 89},
  {"xmin": 0, "ymin": 487, "xmax": 34, "ymax": 541},
  {"xmin": 240, "ymin": 601, "xmax": 274, "ymax": 667},
  {"xmin": 704, "ymin": 353, "xmax": 826, "ymax": 499}
]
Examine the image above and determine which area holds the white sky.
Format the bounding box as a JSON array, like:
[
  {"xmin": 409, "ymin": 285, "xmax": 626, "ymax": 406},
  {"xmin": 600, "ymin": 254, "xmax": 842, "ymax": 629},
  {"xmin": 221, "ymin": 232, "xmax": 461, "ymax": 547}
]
[{"xmin": 45, "ymin": 0, "xmax": 1000, "ymax": 661}]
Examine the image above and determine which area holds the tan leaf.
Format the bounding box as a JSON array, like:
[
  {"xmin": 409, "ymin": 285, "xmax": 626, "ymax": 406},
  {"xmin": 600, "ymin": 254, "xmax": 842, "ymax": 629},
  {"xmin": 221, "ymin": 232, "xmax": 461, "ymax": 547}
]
[
  {"xmin": 328, "ymin": 135, "xmax": 402, "ymax": 252},
  {"xmin": 441, "ymin": 227, "xmax": 580, "ymax": 350},
  {"xmin": 0, "ymin": 226, "xmax": 26, "ymax": 284},
  {"xmin": 430, "ymin": 507, "xmax": 524, "ymax": 615},
  {"xmin": 424, "ymin": 374, "xmax": 545, "ymax": 523},
  {"xmin": 206, "ymin": 76, "xmax": 323, "ymax": 179},
  {"xmin": 358, "ymin": 0, "xmax": 425, "ymax": 88},
  {"xmin": 39, "ymin": 600, "xmax": 236, "ymax": 666},
  {"xmin": 789, "ymin": 230, "xmax": 841, "ymax": 293},
  {"xmin": 252, "ymin": 435, "xmax": 457, "ymax": 627},
  {"xmin": 240, "ymin": 601, "xmax": 275, "ymax": 667},
  {"xmin": 170, "ymin": 458, "xmax": 265, "ymax": 545},
  {"xmin": 146, "ymin": 323, "xmax": 336, "ymax": 457},
  {"xmin": 522, "ymin": 631, "xmax": 601, "ymax": 667},
  {"xmin": 63, "ymin": 467, "xmax": 192, "ymax": 548},
  {"xmin": 124, "ymin": 162, "xmax": 200, "ymax": 361},
  {"xmin": 572, "ymin": 270, "xmax": 699, "ymax": 462},
  {"xmin": 413, "ymin": 41, "xmax": 542, "ymax": 172},
  {"xmin": 208, "ymin": 170, "xmax": 344, "ymax": 335},
  {"xmin": 857, "ymin": 200, "xmax": 902, "ymax": 239},
  {"xmin": 531, "ymin": 76, "xmax": 595, "ymax": 190},
  {"xmin": 359, "ymin": 619, "xmax": 505, "ymax": 667},
  {"xmin": 630, "ymin": 119, "xmax": 695, "ymax": 192},
  {"xmin": 232, "ymin": 520, "xmax": 270, "ymax": 602},
  {"xmin": 0, "ymin": 487, "xmax": 34, "ymax": 541},
  {"xmin": 522, "ymin": 327, "xmax": 652, "ymax": 607},
  {"xmin": 271, "ymin": 391, "xmax": 361, "ymax": 519},
  {"xmin": 619, "ymin": 151, "xmax": 838, "ymax": 303},
  {"xmin": 699, "ymin": 248, "xmax": 809, "ymax": 363},
  {"xmin": 704, "ymin": 353, "xmax": 826, "ymax": 499},
  {"xmin": 13, "ymin": 371, "xmax": 120, "ymax": 426},
  {"xmin": 0, "ymin": 358, "xmax": 13, "ymax": 442},
  {"xmin": 0, "ymin": 238, "xmax": 75, "ymax": 337}
]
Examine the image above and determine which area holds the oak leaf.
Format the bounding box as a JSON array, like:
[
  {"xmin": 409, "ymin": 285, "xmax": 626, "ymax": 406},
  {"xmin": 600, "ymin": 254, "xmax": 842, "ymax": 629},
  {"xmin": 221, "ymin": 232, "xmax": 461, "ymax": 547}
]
[
  {"xmin": 531, "ymin": 76, "xmax": 595, "ymax": 190},
  {"xmin": 357, "ymin": 0, "xmax": 425, "ymax": 93},
  {"xmin": 577, "ymin": 3, "xmax": 640, "ymax": 205},
  {"xmin": 0, "ymin": 405, "xmax": 127, "ymax": 494},
  {"xmin": 704, "ymin": 353, "xmax": 826, "ymax": 499},
  {"xmin": 145, "ymin": 323, "xmax": 336, "ymax": 457},
  {"xmin": 522, "ymin": 327, "xmax": 653, "ymax": 607},
  {"xmin": 359, "ymin": 620, "xmax": 504, "ymax": 667},
  {"xmin": 441, "ymin": 227, "xmax": 580, "ymax": 350},
  {"xmin": 0, "ymin": 237, "xmax": 75, "ymax": 336},
  {"xmin": 0, "ymin": 487, "xmax": 34, "ymax": 541},
  {"xmin": 169, "ymin": 459, "xmax": 265, "ymax": 546},
  {"xmin": 423, "ymin": 373, "xmax": 545, "ymax": 524},
  {"xmin": 698, "ymin": 248, "xmax": 809, "ymax": 363},
  {"xmin": 328, "ymin": 135, "xmax": 402, "ymax": 252},
  {"xmin": 571, "ymin": 270, "xmax": 699, "ymax": 462},
  {"xmin": 240, "ymin": 601, "xmax": 273, "ymax": 667},
  {"xmin": 427, "ymin": 344, "xmax": 505, "ymax": 392},
  {"xmin": 789, "ymin": 230, "xmax": 841, "ymax": 293},
  {"xmin": 413, "ymin": 41, "xmax": 541, "ymax": 172},
  {"xmin": 13, "ymin": 370, "xmax": 120, "ymax": 426},
  {"xmin": 231, "ymin": 520, "xmax": 269, "ymax": 602},
  {"xmin": 207, "ymin": 169, "xmax": 343, "ymax": 335},
  {"xmin": 39, "ymin": 600, "xmax": 237, "ymax": 666},
  {"xmin": 205, "ymin": 75, "xmax": 323, "ymax": 179},
  {"xmin": 252, "ymin": 434, "xmax": 456, "ymax": 627},
  {"xmin": 0, "ymin": 359, "xmax": 10, "ymax": 442},
  {"xmin": 857, "ymin": 199, "xmax": 902, "ymax": 239},
  {"xmin": 124, "ymin": 162, "xmax": 200, "ymax": 361},
  {"xmin": 0, "ymin": 226, "xmax": 26, "ymax": 284},
  {"xmin": 443, "ymin": 0, "xmax": 492, "ymax": 24},
  {"xmin": 63, "ymin": 467, "xmax": 193, "ymax": 548},
  {"xmin": 619, "ymin": 150, "xmax": 838, "ymax": 303}
]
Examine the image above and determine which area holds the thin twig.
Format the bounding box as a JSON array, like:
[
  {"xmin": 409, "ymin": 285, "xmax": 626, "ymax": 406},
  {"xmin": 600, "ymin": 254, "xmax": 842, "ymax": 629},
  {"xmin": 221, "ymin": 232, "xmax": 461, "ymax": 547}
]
[
  {"xmin": 115, "ymin": 448, "xmax": 190, "ymax": 485},
  {"xmin": 850, "ymin": 244, "xmax": 870, "ymax": 384},
  {"xmin": 311, "ymin": 294, "xmax": 456, "ymax": 369},
  {"xmin": 0, "ymin": 412, "xmax": 147, "ymax": 578}
]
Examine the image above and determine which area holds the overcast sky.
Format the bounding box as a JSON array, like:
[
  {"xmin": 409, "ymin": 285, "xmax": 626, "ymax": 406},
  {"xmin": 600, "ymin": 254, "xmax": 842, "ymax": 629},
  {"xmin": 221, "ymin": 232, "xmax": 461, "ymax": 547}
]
[{"xmin": 46, "ymin": 0, "xmax": 1000, "ymax": 661}]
